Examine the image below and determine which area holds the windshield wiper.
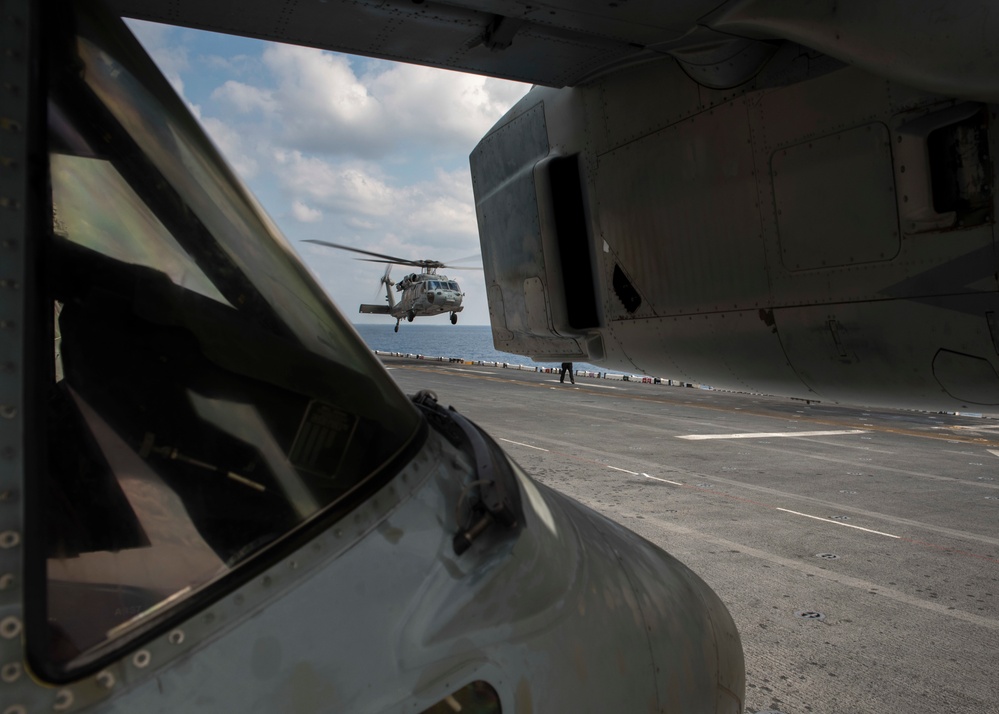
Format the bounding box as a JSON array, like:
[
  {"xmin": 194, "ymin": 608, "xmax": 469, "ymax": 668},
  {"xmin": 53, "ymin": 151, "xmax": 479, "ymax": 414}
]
[{"xmin": 411, "ymin": 391, "xmax": 521, "ymax": 555}]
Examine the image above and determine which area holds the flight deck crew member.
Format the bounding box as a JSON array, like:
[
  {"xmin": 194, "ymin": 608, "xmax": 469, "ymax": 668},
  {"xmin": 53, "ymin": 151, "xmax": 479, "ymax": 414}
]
[{"xmin": 560, "ymin": 362, "xmax": 575, "ymax": 384}]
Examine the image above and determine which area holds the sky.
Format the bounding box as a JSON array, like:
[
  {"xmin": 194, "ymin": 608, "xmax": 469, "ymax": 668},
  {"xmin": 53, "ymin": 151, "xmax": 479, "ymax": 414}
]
[{"xmin": 125, "ymin": 20, "xmax": 531, "ymax": 326}]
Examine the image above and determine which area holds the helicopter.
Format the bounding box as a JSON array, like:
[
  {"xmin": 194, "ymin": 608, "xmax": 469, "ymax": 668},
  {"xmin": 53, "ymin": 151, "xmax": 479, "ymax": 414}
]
[{"xmin": 305, "ymin": 240, "xmax": 480, "ymax": 332}]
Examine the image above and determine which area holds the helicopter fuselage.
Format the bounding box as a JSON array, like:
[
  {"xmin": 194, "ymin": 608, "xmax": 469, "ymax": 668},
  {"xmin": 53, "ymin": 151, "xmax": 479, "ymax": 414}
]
[{"xmin": 393, "ymin": 272, "xmax": 464, "ymax": 320}]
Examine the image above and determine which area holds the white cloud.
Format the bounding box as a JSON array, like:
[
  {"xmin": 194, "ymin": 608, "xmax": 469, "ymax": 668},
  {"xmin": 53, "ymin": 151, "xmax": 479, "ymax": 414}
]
[
  {"xmin": 210, "ymin": 44, "xmax": 529, "ymax": 158},
  {"xmin": 124, "ymin": 19, "xmax": 190, "ymax": 98},
  {"xmin": 291, "ymin": 200, "xmax": 323, "ymax": 223},
  {"xmin": 345, "ymin": 217, "xmax": 377, "ymax": 230},
  {"xmin": 203, "ymin": 53, "xmax": 257, "ymax": 74},
  {"xmin": 274, "ymin": 150, "xmax": 394, "ymax": 216},
  {"xmin": 273, "ymin": 152, "xmax": 477, "ymax": 250},
  {"xmin": 211, "ymin": 80, "xmax": 278, "ymax": 115},
  {"xmin": 367, "ymin": 63, "xmax": 528, "ymax": 143},
  {"xmin": 200, "ymin": 116, "xmax": 260, "ymax": 178}
]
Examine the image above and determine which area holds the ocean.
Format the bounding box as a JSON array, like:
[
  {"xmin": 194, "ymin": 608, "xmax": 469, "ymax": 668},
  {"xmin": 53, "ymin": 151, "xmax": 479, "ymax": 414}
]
[{"xmin": 352, "ymin": 323, "xmax": 617, "ymax": 376}]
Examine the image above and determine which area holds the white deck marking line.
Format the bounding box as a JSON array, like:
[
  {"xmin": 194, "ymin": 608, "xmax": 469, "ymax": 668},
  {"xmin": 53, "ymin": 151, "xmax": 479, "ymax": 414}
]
[
  {"xmin": 544, "ymin": 379, "xmax": 619, "ymax": 389},
  {"xmin": 776, "ymin": 507, "xmax": 900, "ymax": 538},
  {"xmin": 642, "ymin": 473, "xmax": 684, "ymax": 486},
  {"xmin": 989, "ymin": 449, "xmax": 999, "ymax": 458},
  {"xmin": 676, "ymin": 429, "xmax": 869, "ymax": 440},
  {"xmin": 503, "ymin": 437, "xmax": 905, "ymax": 540},
  {"xmin": 499, "ymin": 438, "xmax": 549, "ymax": 452},
  {"xmin": 447, "ymin": 368, "xmax": 497, "ymax": 374}
]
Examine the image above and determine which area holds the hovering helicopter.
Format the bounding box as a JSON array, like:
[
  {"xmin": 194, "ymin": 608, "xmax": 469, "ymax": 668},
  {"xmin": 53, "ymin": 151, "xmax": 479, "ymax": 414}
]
[{"xmin": 305, "ymin": 240, "xmax": 479, "ymax": 331}]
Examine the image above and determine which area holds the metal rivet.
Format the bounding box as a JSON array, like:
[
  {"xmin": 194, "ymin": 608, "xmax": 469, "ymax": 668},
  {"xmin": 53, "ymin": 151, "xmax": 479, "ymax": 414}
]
[
  {"xmin": 0, "ymin": 574, "xmax": 12, "ymax": 590},
  {"xmin": 0, "ymin": 532, "xmax": 19, "ymax": 549},
  {"xmin": 96, "ymin": 670, "xmax": 115, "ymax": 689},
  {"xmin": 0, "ymin": 405, "xmax": 16, "ymax": 419},
  {"xmin": 53, "ymin": 689, "xmax": 74, "ymax": 711},
  {"xmin": 168, "ymin": 629, "xmax": 184, "ymax": 645},
  {"xmin": 4, "ymin": 705, "xmax": 26, "ymax": 714},
  {"xmin": 1, "ymin": 662, "xmax": 21, "ymax": 683},
  {"xmin": 0, "ymin": 617, "xmax": 21, "ymax": 639},
  {"xmin": 261, "ymin": 575, "xmax": 272, "ymax": 588},
  {"xmin": 132, "ymin": 650, "xmax": 151, "ymax": 668}
]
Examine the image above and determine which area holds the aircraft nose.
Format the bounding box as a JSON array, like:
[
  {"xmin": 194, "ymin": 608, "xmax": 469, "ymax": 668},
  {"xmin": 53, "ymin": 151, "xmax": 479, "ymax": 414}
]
[
  {"xmin": 561, "ymin": 498, "xmax": 745, "ymax": 712},
  {"xmin": 623, "ymin": 535, "xmax": 745, "ymax": 713}
]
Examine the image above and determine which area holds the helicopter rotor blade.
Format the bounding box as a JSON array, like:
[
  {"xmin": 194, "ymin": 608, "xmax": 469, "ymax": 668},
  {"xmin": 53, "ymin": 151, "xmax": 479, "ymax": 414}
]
[
  {"xmin": 447, "ymin": 252, "xmax": 481, "ymax": 264},
  {"xmin": 303, "ymin": 240, "xmax": 414, "ymax": 266},
  {"xmin": 304, "ymin": 239, "xmax": 475, "ymax": 271}
]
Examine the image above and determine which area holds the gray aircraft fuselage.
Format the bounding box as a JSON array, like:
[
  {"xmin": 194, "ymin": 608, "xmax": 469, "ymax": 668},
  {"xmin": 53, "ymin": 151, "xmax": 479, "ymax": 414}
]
[{"xmin": 472, "ymin": 54, "xmax": 999, "ymax": 413}]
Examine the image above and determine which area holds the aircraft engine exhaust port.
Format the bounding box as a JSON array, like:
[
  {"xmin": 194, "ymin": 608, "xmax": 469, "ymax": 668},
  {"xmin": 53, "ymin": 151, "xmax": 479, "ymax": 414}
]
[{"xmin": 304, "ymin": 240, "xmax": 480, "ymax": 332}]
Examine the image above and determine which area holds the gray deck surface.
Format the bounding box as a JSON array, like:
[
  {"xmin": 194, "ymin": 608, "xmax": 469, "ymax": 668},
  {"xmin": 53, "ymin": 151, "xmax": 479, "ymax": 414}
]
[{"xmin": 381, "ymin": 355, "xmax": 999, "ymax": 714}]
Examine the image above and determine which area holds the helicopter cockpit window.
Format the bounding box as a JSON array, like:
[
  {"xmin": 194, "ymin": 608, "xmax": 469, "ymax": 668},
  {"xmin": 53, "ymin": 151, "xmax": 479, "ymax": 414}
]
[{"xmin": 34, "ymin": 1, "xmax": 423, "ymax": 679}]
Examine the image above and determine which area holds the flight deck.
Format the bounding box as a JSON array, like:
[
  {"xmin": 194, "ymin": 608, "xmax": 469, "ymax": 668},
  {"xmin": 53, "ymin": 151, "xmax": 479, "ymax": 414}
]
[{"xmin": 380, "ymin": 355, "xmax": 999, "ymax": 714}]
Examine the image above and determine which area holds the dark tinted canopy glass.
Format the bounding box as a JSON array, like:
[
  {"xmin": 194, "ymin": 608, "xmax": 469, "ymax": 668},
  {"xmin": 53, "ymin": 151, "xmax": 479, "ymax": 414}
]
[{"xmin": 37, "ymin": 0, "xmax": 422, "ymax": 677}]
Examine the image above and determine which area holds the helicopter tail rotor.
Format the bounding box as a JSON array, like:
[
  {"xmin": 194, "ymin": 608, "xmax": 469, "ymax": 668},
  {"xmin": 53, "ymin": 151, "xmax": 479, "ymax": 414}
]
[{"xmin": 380, "ymin": 264, "xmax": 396, "ymax": 310}]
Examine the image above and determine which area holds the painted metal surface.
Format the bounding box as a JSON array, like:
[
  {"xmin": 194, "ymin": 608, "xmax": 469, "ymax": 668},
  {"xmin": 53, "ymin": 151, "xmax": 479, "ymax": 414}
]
[
  {"xmin": 472, "ymin": 46, "xmax": 999, "ymax": 412},
  {"xmin": 99, "ymin": 0, "xmax": 999, "ymax": 102}
]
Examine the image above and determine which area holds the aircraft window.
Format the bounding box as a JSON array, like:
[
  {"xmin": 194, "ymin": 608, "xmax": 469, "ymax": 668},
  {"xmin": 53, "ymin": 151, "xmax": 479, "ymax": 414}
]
[
  {"xmin": 448, "ymin": 282, "xmax": 459, "ymax": 291},
  {"xmin": 34, "ymin": 1, "xmax": 423, "ymax": 680},
  {"xmin": 50, "ymin": 154, "xmax": 228, "ymax": 306},
  {"xmin": 74, "ymin": 34, "xmax": 364, "ymax": 365},
  {"xmin": 419, "ymin": 682, "xmax": 501, "ymax": 713}
]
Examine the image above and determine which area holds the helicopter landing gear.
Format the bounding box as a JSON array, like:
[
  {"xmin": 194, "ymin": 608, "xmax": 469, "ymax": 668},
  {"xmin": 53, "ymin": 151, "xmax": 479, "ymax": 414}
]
[
  {"xmin": 450, "ymin": 312, "xmax": 458, "ymax": 325},
  {"xmin": 407, "ymin": 311, "xmax": 415, "ymax": 322},
  {"xmin": 394, "ymin": 319, "xmax": 400, "ymax": 333}
]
